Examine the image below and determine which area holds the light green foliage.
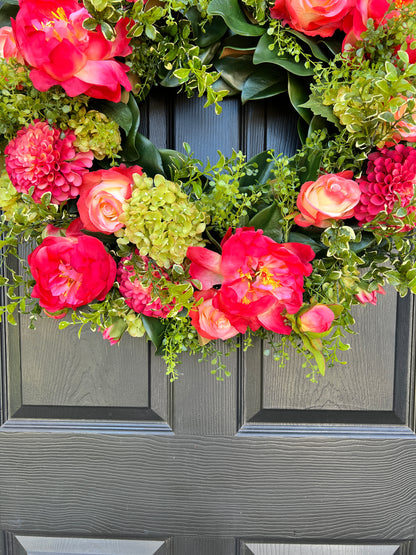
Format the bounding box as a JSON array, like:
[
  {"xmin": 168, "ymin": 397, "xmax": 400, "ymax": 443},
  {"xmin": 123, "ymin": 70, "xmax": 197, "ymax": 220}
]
[
  {"xmin": 118, "ymin": 173, "xmax": 207, "ymax": 268},
  {"xmin": 65, "ymin": 108, "xmax": 122, "ymax": 161},
  {"xmin": 0, "ymin": 60, "xmax": 88, "ymax": 146},
  {"xmin": 241, "ymin": 0, "xmax": 268, "ymax": 25}
]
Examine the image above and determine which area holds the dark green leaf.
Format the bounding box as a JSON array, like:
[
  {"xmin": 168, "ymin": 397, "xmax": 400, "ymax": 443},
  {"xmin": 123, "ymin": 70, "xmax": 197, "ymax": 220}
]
[
  {"xmin": 214, "ymin": 54, "xmax": 255, "ymax": 91},
  {"xmin": 248, "ymin": 202, "xmax": 283, "ymax": 243},
  {"xmin": 186, "ymin": 7, "xmax": 228, "ymax": 47},
  {"xmin": 288, "ymin": 232, "xmax": 323, "ymax": 253},
  {"xmin": 286, "ymin": 29, "xmax": 330, "ymax": 62},
  {"xmin": 211, "ymin": 76, "xmax": 239, "ymax": 96},
  {"xmin": 91, "ymin": 99, "xmax": 133, "ymax": 134},
  {"xmin": 253, "ymin": 34, "xmax": 315, "ymax": 77},
  {"xmin": 159, "ymin": 149, "xmax": 187, "ymax": 178},
  {"xmin": 142, "ymin": 315, "xmax": 166, "ymax": 355},
  {"xmin": 288, "ymin": 73, "xmax": 312, "ymax": 123},
  {"xmin": 239, "ymin": 151, "xmax": 275, "ymax": 192},
  {"xmin": 241, "ymin": 67, "xmax": 287, "ymax": 103},
  {"xmin": 307, "ymin": 115, "xmax": 328, "ymax": 137},
  {"xmin": 123, "ymin": 94, "xmax": 141, "ymax": 161},
  {"xmin": 133, "ymin": 132, "xmax": 164, "ymax": 177},
  {"xmin": 207, "ymin": 0, "xmax": 265, "ymax": 36},
  {"xmin": 350, "ymin": 233, "xmax": 376, "ymax": 253},
  {"xmin": 221, "ymin": 35, "xmax": 261, "ymax": 52},
  {"xmin": 0, "ymin": 0, "xmax": 19, "ymax": 26}
]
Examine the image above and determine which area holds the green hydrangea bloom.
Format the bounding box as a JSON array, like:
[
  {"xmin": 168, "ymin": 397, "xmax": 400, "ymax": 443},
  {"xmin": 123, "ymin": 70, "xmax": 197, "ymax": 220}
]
[
  {"xmin": 66, "ymin": 108, "xmax": 121, "ymax": 160},
  {"xmin": 125, "ymin": 312, "xmax": 146, "ymax": 338},
  {"xmin": 118, "ymin": 173, "xmax": 207, "ymax": 268},
  {"xmin": 0, "ymin": 169, "xmax": 20, "ymax": 221}
]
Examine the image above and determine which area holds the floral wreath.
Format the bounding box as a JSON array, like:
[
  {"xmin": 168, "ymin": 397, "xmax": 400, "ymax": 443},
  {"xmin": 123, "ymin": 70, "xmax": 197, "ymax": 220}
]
[{"xmin": 1, "ymin": 0, "xmax": 416, "ymax": 382}]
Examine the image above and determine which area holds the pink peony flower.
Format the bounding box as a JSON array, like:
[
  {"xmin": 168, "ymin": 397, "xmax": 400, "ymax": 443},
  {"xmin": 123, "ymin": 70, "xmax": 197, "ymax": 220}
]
[
  {"xmin": 77, "ymin": 165, "xmax": 142, "ymax": 234},
  {"xmin": 5, "ymin": 120, "xmax": 94, "ymax": 204},
  {"xmin": 12, "ymin": 0, "xmax": 132, "ymax": 102},
  {"xmin": 0, "ymin": 26, "xmax": 24, "ymax": 63},
  {"xmin": 295, "ymin": 171, "xmax": 361, "ymax": 228},
  {"xmin": 298, "ymin": 304, "xmax": 335, "ymax": 333},
  {"xmin": 189, "ymin": 289, "xmax": 239, "ymax": 341},
  {"xmin": 28, "ymin": 222, "xmax": 117, "ymax": 316},
  {"xmin": 270, "ymin": 0, "xmax": 355, "ymax": 37},
  {"xmin": 354, "ymin": 144, "xmax": 416, "ymax": 226},
  {"xmin": 356, "ymin": 285, "xmax": 386, "ymax": 305},
  {"xmin": 117, "ymin": 254, "xmax": 174, "ymax": 318},
  {"xmin": 187, "ymin": 228, "xmax": 315, "ymax": 335}
]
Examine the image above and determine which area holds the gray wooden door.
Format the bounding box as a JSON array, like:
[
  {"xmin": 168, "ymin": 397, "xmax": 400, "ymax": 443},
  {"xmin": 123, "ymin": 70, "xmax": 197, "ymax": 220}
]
[{"xmin": 1, "ymin": 92, "xmax": 415, "ymax": 555}]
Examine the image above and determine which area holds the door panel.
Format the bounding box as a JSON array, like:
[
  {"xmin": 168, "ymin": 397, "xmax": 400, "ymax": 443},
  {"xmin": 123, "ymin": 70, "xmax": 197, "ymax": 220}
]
[{"xmin": 1, "ymin": 91, "xmax": 415, "ymax": 552}]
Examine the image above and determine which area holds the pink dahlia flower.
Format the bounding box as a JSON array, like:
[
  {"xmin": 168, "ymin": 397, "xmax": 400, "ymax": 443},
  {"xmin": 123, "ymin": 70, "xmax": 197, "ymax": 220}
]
[
  {"xmin": 356, "ymin": 284, "xmax": 386, "ymax": 305},
  {"xmin": 5, "ymin": 120, "xmax": 94, "ymax": 204},
  {"xmin": 354, "ymin": 144, "xmax": 416, "ymax": 227},
  {"xmin": 12, "ymin": 0, "xmax": 132, "ymax": 102},
  {"xmin": 117, "ymin": 255, "xmax": 174, "ymax": 318}
]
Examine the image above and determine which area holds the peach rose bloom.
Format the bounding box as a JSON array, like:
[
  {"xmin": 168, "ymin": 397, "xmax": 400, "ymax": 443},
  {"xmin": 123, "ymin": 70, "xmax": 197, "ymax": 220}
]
[
  {"xmin": 77, "ymin": 165, "xmax": 142, "ymax": 234},
  {"xmin": 295, "ymin": 171, "xmax": 361, "ymax": 228},
  {"xmin": 190, "ymin": 289, "xmax": 239, "ymax": 342}
]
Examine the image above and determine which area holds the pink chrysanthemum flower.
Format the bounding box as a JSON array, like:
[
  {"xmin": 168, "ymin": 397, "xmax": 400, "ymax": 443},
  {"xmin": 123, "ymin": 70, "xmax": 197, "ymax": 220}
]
[
  {"xmin": 354, "ymin": 144, "xmax": 416, "ymax": 227},
  {"xmin": 5, "ymin": 120, "xmax": 94, "ymax": 204},
  {"xmin": 117, "ymin": 254, "xmax": 174, "ymax": 319}
]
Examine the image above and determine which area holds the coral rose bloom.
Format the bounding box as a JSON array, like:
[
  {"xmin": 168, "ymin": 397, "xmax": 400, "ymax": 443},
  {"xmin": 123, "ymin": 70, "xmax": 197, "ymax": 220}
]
[
  {"xmin": 12, "ymin": 0, "xmax": 132, "ymax": 102},
  {"xmin": 0, "ymin": 26, "xmax": 24, "ymax": 63},
  {"xmin": 190, "ymin": 289, "xmax": 239, "ymax": 341},
  {"xmin": 270, "ymin": 0, "xmax": 355, "ymax": 37},
  {"xmin": 298, "ymin": 304, "xmax": 335, "ymax": 333},
  {"xmin": 187, "ymin": 228, "xmax": 315, "ymax": 335},
  {"xmin": 28, "ymin": 221, "xmax": 116, "ymax": 316},
  {"xmin": 295, "ymin": 171, "xmax": 361, "ymax": 228},
  {"xmin": 77, "ymin": 165, "xmax": 142, "ymax": 234}
]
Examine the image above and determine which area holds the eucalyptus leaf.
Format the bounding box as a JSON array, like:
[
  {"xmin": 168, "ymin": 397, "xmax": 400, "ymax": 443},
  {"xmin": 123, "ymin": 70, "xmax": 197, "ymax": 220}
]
[
  {"xmin": 207, "ymin": 0, "xmax": 265, "ymax": 37},
  {"xmin": 253, "ymin": 34, "xmax": 315, "ymax": 77},
  {"xmin": 241, "ymin": 67, "xmax": 287, "ymax": 103}
]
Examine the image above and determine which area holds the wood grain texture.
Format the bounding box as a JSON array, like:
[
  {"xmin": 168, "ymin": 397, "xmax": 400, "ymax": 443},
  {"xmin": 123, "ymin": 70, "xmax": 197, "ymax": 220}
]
[
  {"xmin": 13, "ymin": 535, "xmax": 164, "ymax": 554},
  {"xmin": 243, "ymin": 544, "xmax": 402, "ymax": 554},
  {"xmin": 260, "ymin": 288, "xmax": 397, "ymax": 412},
  {"xmin": 0, "ymin": 434, "xmax": 415, "ymax": 539}
]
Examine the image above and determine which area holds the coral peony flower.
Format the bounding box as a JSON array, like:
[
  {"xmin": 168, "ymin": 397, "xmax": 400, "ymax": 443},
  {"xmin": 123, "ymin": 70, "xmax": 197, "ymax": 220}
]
[
  {"xmin": 270, "ymin": 0, "xmax": 355, "ymax": 37},
  {"xmin": 190, "ymin": 289, "xmax": 239, "ymax": 341},
  {"xmin": 295, "ymin": 171, "xmax": 361, "ymax": 228},
  {"xmin": 12, "ymin": 0, "xmax": 132, "ymax": 102},
  {"xmin": 298, "ymin": 304, "xmax": 335, "ymax": 333},
  {"xmin": 5, "ymin": 120, "xmax": 94, "ymax": 204},
  {"xmin": 0, "ymin": 26, "xmax": 24, "ymax": 63},
  {"xmin": 77, "ymin": 165, "xmax": 142, "ymax": 234},
  {"xmin": 117, "ymin": 254, "xmax": 174, "ymax": 318},
  {"xmin": 342, "ymin": 0, "xmax": 390, "ymax": 47},
  {"xmin": 187, "ymin": 228, "xmax": 315, "ymax": 335},
  {"xmin": 28, "ymin": 223, "xmax": 117, "ymax": 316},
  {"xmin": 354, "ymin": 144, "xmax": 416, "ymax": 226},
  {"xmin": 356, "ymin": 284, "xmax": 386, "ymax": 305}
]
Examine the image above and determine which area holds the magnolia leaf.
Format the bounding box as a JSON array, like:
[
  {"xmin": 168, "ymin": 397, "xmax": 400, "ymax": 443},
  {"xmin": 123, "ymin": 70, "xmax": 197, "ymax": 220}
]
[
  {"xmin": 123, "ymin": 95, "xmax": 141, "ymax": 161},
  {"xmin": 241, "ymin": 67, "xmax": 287, "ymax": 103},
  {"xmin": 207, "ymin": 0, "xmax": 265, "ymax": 36},
  {"xmin": 253, "ymin": 34, "xmax": 315, "ymax": 77},
  {"xmin": 0, "ymin": 0, "xmax": 19, "ymax": 26},
  {"xmin": 288, "ymin": 73, "xmax": 312, "ymax": 123},
  {"xmin": 186, "ymin": 7, "xmax": 228, "ymax": 48},
  {"xmin": 288, "ymin": 232, "xmax": 323, "ymax": 253},
  {"xmin": 286, "ymin": 29, "xmax": 330, "ymax": 62},
  {"xmin": 221, "ymin": 35, "xmax": 261, "ymax": 53},
  {"xmin": 159, "ymin": 149, "xmax": 188, "ymax": 180},
  {"xmin": 141, "ymin": 315, "xmax": 166, "ymax": 355},
  {"xmin": 91, "ymin": 99, "xmax": 133, "ymax": 134},
  {"xmin": 133, "ymin": 133, "xmax": 164, "ymax": 177},
  {"xmin": 211, "ymin": 76, "xmax": 240, "ymax": 96},
  {"xmin": 214, "ymin": 55, "xmax": 255, "ymax": 91},
  {"xmin": 239, "ymin": 150, "xmax": 275, "ymax": 192},
  {"xmin": 248, "ymin": 202, "xmax": 283, "ymax": 243},
  {"xmin": 307, "ymin": 115, "xmax": 328, "ymax": 137}
]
